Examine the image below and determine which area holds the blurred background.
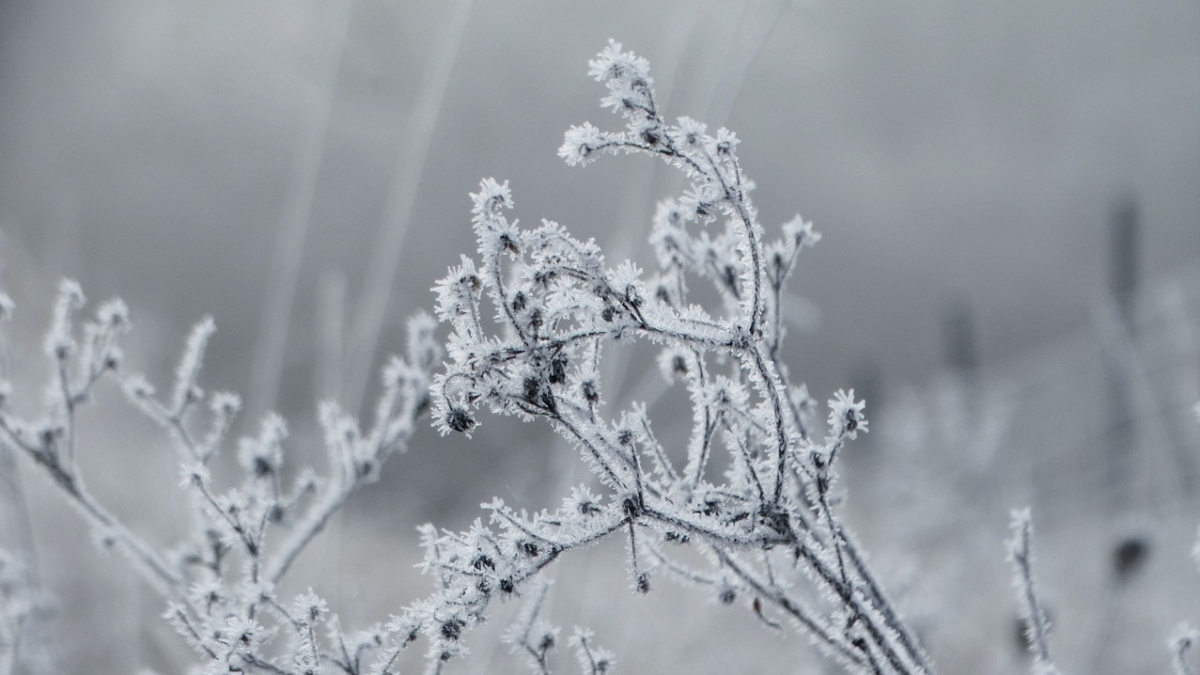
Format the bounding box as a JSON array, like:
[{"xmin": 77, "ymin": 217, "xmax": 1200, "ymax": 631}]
[{"xmin": 0, "ymin": 0, "xmax": 1197, "ymax": 673}]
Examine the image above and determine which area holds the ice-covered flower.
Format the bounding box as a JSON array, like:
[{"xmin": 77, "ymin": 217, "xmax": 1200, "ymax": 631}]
[
  {"xmin": 679, "ymin": 182, "xmax": 721, "ymax": 223},
  {"xmin": 434, "ymin": 255, "xmax": 483, "ymax": 323},
  {"xmin": 406, "ymin": 310, "xmax": 441, "ymax": 371},
  {"xmin": 565, "ymin": 485, "xmax": 603, "ymax": 517},
  {"xmin": 44, "ymin": 279, "xmax": 85, "ymax": 360},
  {"xmin": 587, "ymin": 39, "xmax": 650, "ymax": 85},
  {"xmin": 470, "ymin": 178, "xmax": 513, "ymax": 224},
  {"xmin": 432, "ymin": 390, "xmax": 476, "ymax": 437},
  {"xmin": 224, "ymin": 616, "xmax": 267, "ymax": 652},
  {"xmin": 671, "ymin": 117, "xmax": 708, "ymax": 152},
  {"xmin": 656, "ymin": 346, "xmax": 690, "ymax": 383},
  {"xmin": 294, "ymin": 589, "xmax": 328, "ymax": 625},
  {"xmin": 714, "ymin": 127, "xmax": 739, "ymax": 156},
  {"xmin": 827, "ymin": 389, "xmax": 868, "ymax": 440},
  {"xmin": 781, "ymin": 214, "xmax": 821, "ymax": 250},
  {"xmin": 96, "ymin": 299, "xmax": 130, "ymax": 330},
  {"xmin": 559, "ymin": 122, "xmax": 606, "ymax": 167}
]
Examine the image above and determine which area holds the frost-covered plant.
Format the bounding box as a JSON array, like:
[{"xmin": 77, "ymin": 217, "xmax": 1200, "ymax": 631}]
[
  {"xmin": 0, "ymin": 549, "xmax": 54, "ymax": 675},
  {"xmin": 0, "ymin": 281, "xmax": 438, "ymax": 674},
  {"xmin": 418, "ymin": 40, "xmax": 932, "ymax": 674},
  {"xmin": 1173, "ymin": 623, "xmax": 1199, "ymax": 675},
  {"xmin": 501, "ymin": 580, "xmax": 613, "ymax": 675},
  {"xmin": 1007, "ymin": 509, "xmax": 1062, "ymax": 675},
  {"xmin": 7, "ymin": 39, "xmax": 1194, "ymax": 675}
]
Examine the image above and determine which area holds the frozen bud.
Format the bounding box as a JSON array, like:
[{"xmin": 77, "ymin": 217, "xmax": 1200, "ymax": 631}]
[
  {"xmin": 587, "ymin": 39, "xmax": 651, "ymax": 84},
  {"xmin": 225, "ymin": 616, "xmax": 265, "ymax": 652},
  {"xmin": 782, "ymin": 214, "xmax": 821, "ymax": 250},
  {"xmin": 657, "ymin": 347, "xmax": 689, "ymax": 383},
  {"xmin": 440, "ymin": 618, "xmax": 465, "ymax": 642},
  {"xmin": 445, "ymin": 406, "xmax": 475, "ymax": 434},
  {"xmin": 210, "ymin": 392, "xmax": 242, "ymax": 417},
  {"xmin": 714, "ymin": 128, "xmax": 739, "ymax": 156},
  {"xmin": 616, "ymin": 427, "xmax": 634, "ymax": 446},
  {"xmin": 294, "ymin": 589, "xmax": 328, "ymax": 625},
  {"xmin": 96, "ymin": 299, "xmax": 130, "ymax": 330},
  {"xmin": 406, "ymin": 311, "xmax": 440, "ymax": 371},
  {"xmin": 59, "ymin": 279, "xmax": 85, "ymax": 307},
  {"xmin": 103, "ymin": 346, "xmax": 124, "ymax": 371},
  {"xmin": 634, "ymin": 571, "xmax": 650, "ymax": 594},
  {"xmin": 471, "ymin": 177, "xmax": 513, "ymax": 220},
  {"xmin": 827, "ymin": 389, "xmax": 868, "ymax": 440},
  {"xmin": 679, "ymin": 184, "xmax": 717, "ymax": 223},
  {"xmin": 45, "ymin": 335, "xmax": 72, "ymax": 361},
  {"xmin": 383, "ymin": 356, "xmax": 412, "ymax": 391},
  {"xmin": 537, "ymin": 627, "xmax": 556, "ymax": 652},
  {"xmin": 671, "ymin": 117, "xmax": 708, "ymax": 151},
  {"xmin": 1170, "ymin": 624, "xmax": 1198, "ymax": 672},
  {"xmin": 180, "ymin": 462, "xmax": 210, "ymax": 489},
  {"xmin": 92, "ymin": 527, "xmax": 118, "ymax": 551},
  {"xmin": 171, "ymin": 316, "xmax": 215, "ymax": 413},
  {"xmin": 44, "ymin": 281, "xmax": 85, "ymax": 360},
  {"xmin": 559, "ymin": 123, "xmax": 605, "ymax": 167},
  {"xmin": 548, "ymin": 355, "xmax": 567, "ymax": 385},
  {"xmin": 124, "ymin": 375, "xmax": 155, "ymax": 400},
  {"xmin": 581, "ymin": 379, "xmax": 600, "ymax": 404},
  {"xmin": 717, "ymin": 579, "xmax": 737, "ymax": 605}
]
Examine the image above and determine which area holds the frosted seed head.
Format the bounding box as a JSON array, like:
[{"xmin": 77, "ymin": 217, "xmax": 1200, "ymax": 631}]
[
  {"xmin": 559, "ymin": 123, "xmax": 605, "ymax": 167},
  {"xmin": 445, "ymin": 406, "xmax": 475, "ymax": 435}
]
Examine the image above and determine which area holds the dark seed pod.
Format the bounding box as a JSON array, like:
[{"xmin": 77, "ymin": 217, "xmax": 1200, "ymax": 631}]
[
  {"xmin": 635, "ymin": 572, "xmax": 651, "ymax": 594},
  {"xmin": 622, "ymin": 496, "xmax": 641, "ymax": 519},
  {"xmin": 523, "ymin": 377, "xmax": 541, "ymax": 403},
  {"xmin": 253, "ymin": 456, "xmax": 273, "ymax": 478},
  {"xmin": 549, "ymin": 356, "xmax": 567, "ymax": 384},
  {"xmin": 581, "ymin": 380, "xmax": 599, "ymax": 404},
  {"xmin": 446, "ymin": 407, "xmax": 476, "ymax": 433},
  {"xmin": 441, "ymin": 619, "xmax": 465, "ymax": 641}
]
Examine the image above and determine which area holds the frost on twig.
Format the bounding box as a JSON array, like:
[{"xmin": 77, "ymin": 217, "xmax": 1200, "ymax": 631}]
[
  {"xmin": 1171, "ymin": 623, "xmax": 1199, "ymax": 675},
  {"xmin": 1007, "ymin": 508, "xmax": 1063, "ymax": 675},
  {"xmin": 502, "ymin": 579, "xmax": 615, "ymax": 675},
  {"xmin": 569, "ymin": 627, "xmax": 615, "ymax": 675},
  {"xmin": 0, "ymin": 280, "xmax": 437, "ymax": 673},
  {"xmin": 0, "ymin": 550, "xmax": 55, "ymax": 675},
  {"xmin": 503, "ymin": 579, "xmax": 559, "ymax": 675}
]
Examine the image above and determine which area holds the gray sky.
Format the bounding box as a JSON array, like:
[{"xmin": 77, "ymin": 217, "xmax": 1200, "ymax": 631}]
[{"xmin": 1, "ymin": 0, "xmax": 1197, "ymax": 418}]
